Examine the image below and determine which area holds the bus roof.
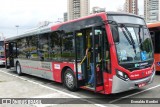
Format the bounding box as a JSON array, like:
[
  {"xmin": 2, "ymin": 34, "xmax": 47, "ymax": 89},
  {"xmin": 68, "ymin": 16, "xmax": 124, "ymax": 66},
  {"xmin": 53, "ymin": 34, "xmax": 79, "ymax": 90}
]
[
  {"xmin": 147, "ymin": 22, "xmax": 160, "ymax": 28},
  {"xmin": 107, "ymin": 11, "xmax": 143, "ymax": 19},
  {"xmin": 5, "ymin": 12, "xmax": 106, "ymax": 41},
  {"xmin": 5, "ymin": 12, "xmax": 144, "ymax": 41}
]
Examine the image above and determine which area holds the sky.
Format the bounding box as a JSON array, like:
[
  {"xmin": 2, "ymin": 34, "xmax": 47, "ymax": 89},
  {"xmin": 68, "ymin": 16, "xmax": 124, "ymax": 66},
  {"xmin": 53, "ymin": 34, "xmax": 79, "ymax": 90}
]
[{"xmin": 0, "ymin": 0, "xmax": 143, "ymax": 38}]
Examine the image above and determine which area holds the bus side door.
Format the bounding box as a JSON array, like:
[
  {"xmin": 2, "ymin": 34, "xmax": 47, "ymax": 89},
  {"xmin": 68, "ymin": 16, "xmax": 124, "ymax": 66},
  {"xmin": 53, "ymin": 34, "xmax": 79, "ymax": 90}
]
[
  {"xmin": 5, "ymin": 42, "xmax": 17, "ymax": 69},
  {"xmin": 74, "ymin": 26, "xmax": 105, "ymax": 92}
]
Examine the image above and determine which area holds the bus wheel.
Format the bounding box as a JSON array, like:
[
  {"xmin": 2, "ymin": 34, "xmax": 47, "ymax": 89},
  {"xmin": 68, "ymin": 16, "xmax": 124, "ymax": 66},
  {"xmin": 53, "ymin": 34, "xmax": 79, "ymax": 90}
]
[
  {"xmin": 64, "ymin": 69, "xmax": 77, "ymax": 91},
  {"xmin": 16, "ymin": 62, "xmax": 22, "ymax": 76}
]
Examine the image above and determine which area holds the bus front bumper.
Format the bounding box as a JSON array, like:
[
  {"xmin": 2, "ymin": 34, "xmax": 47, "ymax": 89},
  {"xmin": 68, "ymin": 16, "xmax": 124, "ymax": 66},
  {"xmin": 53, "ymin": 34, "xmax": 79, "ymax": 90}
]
[{"xmin": 111, "ymin": 70, "xmax": 155, "ymax": 94}]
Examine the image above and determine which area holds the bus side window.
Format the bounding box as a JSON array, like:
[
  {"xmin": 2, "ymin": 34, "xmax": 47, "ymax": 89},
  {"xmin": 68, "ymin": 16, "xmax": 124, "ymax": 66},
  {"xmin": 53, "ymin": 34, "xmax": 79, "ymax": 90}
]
[
  {"xmin": 29, "ymin": 35, "xmax": 38, "ymax": 60},
  {"xmin": 38, "ymin": 33, "xmax": 49, "ymax": 61},
  {"xmin": 50, "ymin": 31, "xmax": 62, "ymax": 61},
  {"xmin": 61, "ymin": 31, "xmax": 75, "ymax": 61},
  {"xmin": 16, "ymin": 38, "xmax": 28, "ymax": 59}
]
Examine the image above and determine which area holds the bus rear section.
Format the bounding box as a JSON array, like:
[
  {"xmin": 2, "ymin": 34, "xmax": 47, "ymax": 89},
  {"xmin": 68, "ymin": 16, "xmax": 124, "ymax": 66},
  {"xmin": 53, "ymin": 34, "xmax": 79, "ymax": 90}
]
[
  {"xmin": 0, "ymin": 40, "xmax": 5, "ymax": 65},
  {"xmin": 4, "ymin": 12, "xmax": 155, "ymax": 94},
  {"xmin": 148, "ymin": 22, "xmax": 160, "ymax": 72}
]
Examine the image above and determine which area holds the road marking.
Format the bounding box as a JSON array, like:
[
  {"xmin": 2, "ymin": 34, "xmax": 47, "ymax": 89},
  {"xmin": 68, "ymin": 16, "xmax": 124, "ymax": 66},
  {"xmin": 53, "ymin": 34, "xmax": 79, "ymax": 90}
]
[
  {"xmin": 0, "ymin": 69, "xmax": 108, "ymax": 107},
  {"xmin": 109, "ymin": 84, "xmax": 160, "ymax": 104}
]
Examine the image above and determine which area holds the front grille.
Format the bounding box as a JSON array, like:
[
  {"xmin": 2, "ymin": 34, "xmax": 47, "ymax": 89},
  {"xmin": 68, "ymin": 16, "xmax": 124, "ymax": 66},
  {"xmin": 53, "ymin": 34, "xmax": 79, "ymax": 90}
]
[{"xmin": 119, "ymin": 60, "xmax": 154, "ymax": 72}]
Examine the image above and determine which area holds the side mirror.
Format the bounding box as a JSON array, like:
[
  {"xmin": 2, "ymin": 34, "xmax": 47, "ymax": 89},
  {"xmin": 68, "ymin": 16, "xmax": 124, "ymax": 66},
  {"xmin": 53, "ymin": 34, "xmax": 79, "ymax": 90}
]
[{"xmin": 111, "ymin": 25, "xmax": 120, "ymax": 43}]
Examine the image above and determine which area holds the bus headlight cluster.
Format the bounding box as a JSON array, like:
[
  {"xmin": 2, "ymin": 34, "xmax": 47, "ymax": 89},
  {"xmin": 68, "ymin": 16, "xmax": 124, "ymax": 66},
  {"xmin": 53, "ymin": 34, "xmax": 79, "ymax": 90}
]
[{"xmin": 116, "ymin": 70, "xmax": 129, "ymax": 81}]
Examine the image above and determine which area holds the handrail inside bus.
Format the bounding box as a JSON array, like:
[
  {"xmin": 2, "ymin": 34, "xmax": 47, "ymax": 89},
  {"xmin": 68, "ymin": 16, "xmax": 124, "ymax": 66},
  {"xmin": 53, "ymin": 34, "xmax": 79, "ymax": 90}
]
[{"xmin": 80, "ymin": 55, "xmax": 87, "ymax": 65}]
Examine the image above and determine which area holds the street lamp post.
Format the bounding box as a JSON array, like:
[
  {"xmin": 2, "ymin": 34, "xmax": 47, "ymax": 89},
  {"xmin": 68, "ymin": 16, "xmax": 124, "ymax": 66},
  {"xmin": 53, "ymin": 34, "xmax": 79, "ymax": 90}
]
[
  {"xmin": 15, "ymin": 25, "xmax": 19, "ymax": 36},
  {"xmin": 0, "ymin": 32, "xmax": 4, "ymax": 41}
]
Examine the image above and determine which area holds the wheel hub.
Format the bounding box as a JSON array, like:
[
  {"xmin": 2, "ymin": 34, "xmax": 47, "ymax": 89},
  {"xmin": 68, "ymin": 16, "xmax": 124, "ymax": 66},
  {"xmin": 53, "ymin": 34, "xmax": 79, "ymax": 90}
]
[
  {"xmin": 65, "ymin": 73, "xmax": 74, "ymax": 88},
  {"xmin": 17, "ymin": 65, "xmax": 20, "ymax": 73}
]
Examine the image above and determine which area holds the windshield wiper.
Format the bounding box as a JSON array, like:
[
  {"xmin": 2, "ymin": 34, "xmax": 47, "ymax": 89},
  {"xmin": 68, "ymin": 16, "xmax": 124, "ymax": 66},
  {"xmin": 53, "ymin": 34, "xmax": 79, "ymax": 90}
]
[
  {"xmin": 138, "ymin": 25, "xmax": 144, "ymax": 50},
  {"xmin": 138, "ymin": 25, "xmax": 142, "ymax": 44},
  {"xmin": 120, "ymin": 24, "xmax": 136, "ymax": 54},
  {"xmin": 120, "ymin": 26, "xmax": 132, "ymax": 45}
]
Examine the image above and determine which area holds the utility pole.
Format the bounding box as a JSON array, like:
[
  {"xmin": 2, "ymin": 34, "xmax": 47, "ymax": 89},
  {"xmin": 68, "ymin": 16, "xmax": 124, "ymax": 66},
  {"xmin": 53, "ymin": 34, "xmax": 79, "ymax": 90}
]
[{"xmin": 15, "ymin": 25, "xmax": 19, "ymax": 36}]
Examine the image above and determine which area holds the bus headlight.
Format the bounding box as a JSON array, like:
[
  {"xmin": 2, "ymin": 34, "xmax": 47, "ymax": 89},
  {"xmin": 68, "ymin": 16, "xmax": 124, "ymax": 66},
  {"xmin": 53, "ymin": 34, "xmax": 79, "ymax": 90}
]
[{"xmin": 116, "ymin": 70, "xmax": 129, "ymax": 81}]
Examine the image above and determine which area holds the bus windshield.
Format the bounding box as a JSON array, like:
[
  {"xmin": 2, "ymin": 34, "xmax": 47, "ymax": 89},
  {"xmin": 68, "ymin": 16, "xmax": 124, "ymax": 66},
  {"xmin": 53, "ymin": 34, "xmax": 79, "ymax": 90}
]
[
  {"xmin": 116, "ymin": 25, "xmax": 153, "ymax": 63},
  {"xmin": 108, "ymin": 15, "xmax": 153, "ymax": 63}
]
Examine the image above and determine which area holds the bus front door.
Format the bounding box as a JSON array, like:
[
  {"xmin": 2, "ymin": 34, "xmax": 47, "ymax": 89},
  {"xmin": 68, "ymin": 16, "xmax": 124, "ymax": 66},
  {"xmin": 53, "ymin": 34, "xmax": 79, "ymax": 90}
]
[
  {"xmin": 75, "ymin": 27, "xmax": 104, "ymax": 92},
  {"xmin": 90, "ymin": 27, "xmax": 104, "ymax": 92},
  {"xmin": 5, "ymin": 42, "xmax": 17, "ymax": 69}
]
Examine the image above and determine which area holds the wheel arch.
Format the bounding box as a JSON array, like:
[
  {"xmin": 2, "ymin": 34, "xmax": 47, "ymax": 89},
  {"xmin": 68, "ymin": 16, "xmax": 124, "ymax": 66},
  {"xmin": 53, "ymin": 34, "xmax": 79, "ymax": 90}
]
[
  {"xmin": 16, "ymin": 60, "xmax": 19, "ymax": 65},
  {"xmin": 15, "ymin": 60, "xmax": 23, "ymax": 75}
]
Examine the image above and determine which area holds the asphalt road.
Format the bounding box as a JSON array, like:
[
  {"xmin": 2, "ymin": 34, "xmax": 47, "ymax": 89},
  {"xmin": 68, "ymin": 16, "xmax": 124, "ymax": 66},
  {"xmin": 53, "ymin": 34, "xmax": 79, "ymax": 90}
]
[{"xmin": 0, "ymin": 66, "xmax": 160, "ymax": 107}]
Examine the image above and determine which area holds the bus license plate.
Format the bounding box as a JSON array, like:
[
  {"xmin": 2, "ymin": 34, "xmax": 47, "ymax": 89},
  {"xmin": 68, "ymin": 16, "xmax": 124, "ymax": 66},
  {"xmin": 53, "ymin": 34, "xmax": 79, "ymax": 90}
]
[{"xmin": 138, "ymin": 83, "xmax": 146, "ymax": 88}]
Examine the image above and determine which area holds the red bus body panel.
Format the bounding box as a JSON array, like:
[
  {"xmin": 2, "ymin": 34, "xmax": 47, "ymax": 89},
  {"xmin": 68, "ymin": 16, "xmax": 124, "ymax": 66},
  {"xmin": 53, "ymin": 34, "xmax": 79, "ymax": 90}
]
[
  {"xmin": 154, "ymin": 54, "xmax": 160, "ymax": 71},
  {"xmin": 147, "ymin": 22, "xmax": 160, "ymax": 72},
  {"xmin": 52, "ymin": 62, "xmax": 75, "ymax": 83}
]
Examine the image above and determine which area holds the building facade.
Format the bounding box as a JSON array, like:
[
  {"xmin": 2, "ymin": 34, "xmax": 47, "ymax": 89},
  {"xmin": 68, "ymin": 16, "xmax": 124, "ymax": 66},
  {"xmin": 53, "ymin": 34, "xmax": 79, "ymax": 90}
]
[
  {"xmin": 67, "ymin": 0, "xmax": 90, "ymax": 20},
  {"xmin": 144, "ymin": 0, "xmax": 159, "ymax": 23},
  {"xmin": 63, "ymin": 12, "xmax": 68, "ymax": 22},
  {"xmin": 125, "ymin": 0, "xmax": 138, "ymax": 15}
]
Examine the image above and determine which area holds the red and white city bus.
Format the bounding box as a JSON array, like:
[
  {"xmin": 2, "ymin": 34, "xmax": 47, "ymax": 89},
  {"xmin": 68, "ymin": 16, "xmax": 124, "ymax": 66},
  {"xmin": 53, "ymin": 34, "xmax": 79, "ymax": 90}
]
[
  {"xmin": 0, "ymin": 40, "xmax": 5, "ymax": 65},
  {"xmin": 5, "ymin": 12, "xmax": 155, "ymax": 94},
  {"xmin": 147, "ymin": 22, "xmax": 160, "ymax": 72}
]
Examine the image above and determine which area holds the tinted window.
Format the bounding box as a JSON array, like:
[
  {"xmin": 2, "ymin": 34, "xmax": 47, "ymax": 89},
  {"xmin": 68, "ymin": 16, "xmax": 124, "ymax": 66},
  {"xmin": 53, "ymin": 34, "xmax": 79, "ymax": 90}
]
[
  {"xmin": 0, "ymin": 56, "xmax": 4, "ymax": 58},
  {"xmin": 16, "ymin": 38, "xmax": 27, "ymax": 58},
  {"xmin": 50, "ymin": 31, "xmax": 75, "ymax": 61},
  {"xmin": 50, "ymin": 32, "xmax": 62, "ymax": 61},
  {"xmin": 29, "ymin": 36, "xmax": 38, "ymax": 60},
  {"xmin": 62, "ymin": 32, "xmax": 75, "ymax": 61},
  {"xmin": 38, "ymin": 33, "xmax": 49, "ymax": 61},
  {"xmin": 0, "ymin": 46, "xmax": 4, "ymax": 51},
  {"xmin": 76, "ymin": 31, "xmax": 85, "ymax": 61},
  {"xmin": 0, "ymin": 41, "xmax": 4, "ymax": 47}
]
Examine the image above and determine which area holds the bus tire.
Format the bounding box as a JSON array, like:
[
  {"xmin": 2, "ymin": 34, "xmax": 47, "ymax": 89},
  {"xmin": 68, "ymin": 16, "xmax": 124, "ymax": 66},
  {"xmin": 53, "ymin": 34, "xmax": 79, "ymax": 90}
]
[
  {"xmin": 16, "ymin": 62, "xmax": 22, "ymax": 76},
  {"xmin": 64, "ymin": 69, "xmax": 77, "ymax": 91}
]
